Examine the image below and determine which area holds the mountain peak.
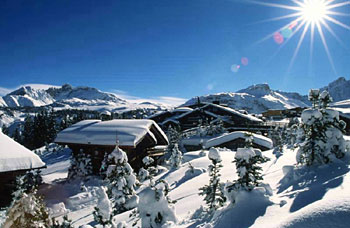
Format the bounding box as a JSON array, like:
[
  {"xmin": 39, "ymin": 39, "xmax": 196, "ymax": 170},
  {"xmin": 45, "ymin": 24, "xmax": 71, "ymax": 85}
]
[{"xmin": 236, "ymin": 83, "xmax": 271, "ymax": 97}]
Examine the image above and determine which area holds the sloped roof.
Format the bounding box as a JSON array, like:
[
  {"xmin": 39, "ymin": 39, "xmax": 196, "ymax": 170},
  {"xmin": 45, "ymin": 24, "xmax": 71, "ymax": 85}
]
[
  {"xmin": 55, "ymin": 119, "xmax": 168, "ymax": 147},
  {"xmin": 204, "ymin": 131, "xmax": 273, "ymax": 149},
  {"xmin": 0, "ymin": 131, "xmax": 45, "ymax": 172}
]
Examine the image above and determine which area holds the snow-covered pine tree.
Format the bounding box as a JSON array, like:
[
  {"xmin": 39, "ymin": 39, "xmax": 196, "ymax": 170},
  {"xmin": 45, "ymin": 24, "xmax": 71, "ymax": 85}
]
[
  {"xmin": 199, "ymin": 147, "xmax": 226, "ymax": 212},
  {"xmin": 231, "ymin": 147, "xmax": 269, "ymax": 192},
  {"xmin": 138, "ymin": 179, "xmax": 177, "ymax": 228},
  {"xmin": 105, "ymin": 145, "xmax": 139, "ymax": 215},
  {"xmin": 51, "ymin": 215, "xmax": 73, "ymax": 228},
  {"xmin": 93, "ymin": 186, "xmax": 113, "ymax": 226},
  {"xmin": 138, "ymin": 156, "xmax": 157, "ymax": 182},
  {"xmin": 296, "ymin": 90, "xmax": 347, "ymax": 166},
  {"xmin": 168, "ymin": 143, "xmax": 183, "ymax": 169},
  {"xmin": 3, "ymin": 173, "xmax": 51, "ymax": 228},
  {"xmin": 67, "ymin": 149, "xmax": 93, "ymax": 180}
]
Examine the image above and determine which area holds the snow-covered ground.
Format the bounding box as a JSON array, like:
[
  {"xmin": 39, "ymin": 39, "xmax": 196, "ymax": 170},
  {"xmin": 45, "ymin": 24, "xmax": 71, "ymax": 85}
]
[{"xmin": 35, "ymin": 144, "xmax": 350, "ymax": 227}]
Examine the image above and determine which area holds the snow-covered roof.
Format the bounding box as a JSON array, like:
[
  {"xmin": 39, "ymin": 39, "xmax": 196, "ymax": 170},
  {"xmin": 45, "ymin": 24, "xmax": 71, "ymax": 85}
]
[
  {"xmin": 203, "ymin": 103, "xmax": 263, "ymax": 122},
  {"xmin": 204, "ymin": 131, "xmax": 273, "ymax": 149},
  {"xmin": 0, "ymin": 131, "xmax": 46, "ymax": 172},
  {"xmin": 55, "ymin": 119, "xmax": 168, "ymax": 147},
  {"xmin": 173, "ymin": 107, "xmax": 193, "ymax": 112}
]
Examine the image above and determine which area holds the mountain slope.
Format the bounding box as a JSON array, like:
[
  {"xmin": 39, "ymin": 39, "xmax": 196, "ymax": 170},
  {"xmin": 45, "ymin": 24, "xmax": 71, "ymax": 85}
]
[
  {"xmin": 184, "ymin": 84, "xmax": 310, "ymax": 114},
  {"xmin": 1, "ymin": 84, "xmax": 168, "ymax": 112},
  {"xmin": 322, "ymin": 77, "xmax": 350, "ymax": 102}
]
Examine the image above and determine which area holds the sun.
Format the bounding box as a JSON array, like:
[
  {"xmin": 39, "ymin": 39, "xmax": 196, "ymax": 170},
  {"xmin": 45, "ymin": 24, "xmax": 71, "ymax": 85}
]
[
  {"xmin": 253, "ymin": 0, "xmax": 350, "ymax": 72},
  {"xmin": 300, "ymin": 0, "xmax": 329, "ymax": 23}
]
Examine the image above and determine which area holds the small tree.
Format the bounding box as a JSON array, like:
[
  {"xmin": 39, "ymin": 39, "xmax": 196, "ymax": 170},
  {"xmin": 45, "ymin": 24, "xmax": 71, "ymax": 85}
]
[
  {"xmin": 138, "ymin": 180, "xmax": 177, "ymax": 228},
  {"xmin": 93, "ymin": 186, "xmax": 113, "ymax": 226},
  {"xmin": 105, "ymin": 145, "xmax": 139, "ymax": 215},
  {"xmin": 67, "ymin": 149, "xmax": 93, "ymax": 180},
  {"xmin": 199, "ymin": 147, "xmax": 226, "ymax": 212},
  {"xmin": 296, "ymin": 90, "xmax": 347, "ymax": 166},
  {"xmin": 138, "ymin": 156, "xmax": 157, "ymax": 182},
  {"xmin": 232, "ymin": 147, "xmax": 270, "ymax": 192},
  {"xmin": 168, "ymin": 143, "xmax": 183, "ymax": 169},
  {"xmin": 4, "ymin": 172, "xmax": 51, "ymax": 228}
]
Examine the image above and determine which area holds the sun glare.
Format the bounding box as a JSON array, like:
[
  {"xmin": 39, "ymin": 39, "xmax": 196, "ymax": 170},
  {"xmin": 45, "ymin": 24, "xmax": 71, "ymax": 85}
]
[
  {"xmin": 253, "ymin": 0, "xmax": 350, "ymax": 72},
  {"xmin": 301, "ymin": 0, "xmax": 328, "ymax": 23}
]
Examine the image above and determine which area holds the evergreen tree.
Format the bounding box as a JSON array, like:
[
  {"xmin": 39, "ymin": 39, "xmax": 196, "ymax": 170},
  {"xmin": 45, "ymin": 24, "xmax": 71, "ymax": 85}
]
[
  {"xmin": 296, "ymin": 90, "xmax": 347, "ymax": 166},
  {"xmin": 138, "ymin": 179, "xmax": 177, "ymax": 228},
  {"xmin": 67, "ymin": 149, "xmax": 93, "ymax": 180},
  {"xmin": 3, "ymin": 172, "xmax": 50, "ymax": 228},
  {"xmin": 199, "ymin": 147, "xmax": 226, "ymax": 212},
  {"xmin": 105, "ymin": 146, "xmax": 139, "ymax": 215},
  {"xmin": 168, "ymin": 143, "xmax": 183, "ymax": 169},
  {"xmin": 22, "ymin": 115, "xmax": 35, "ymax": 149},
  {"xmin": 138, "ymin": 156, "xmax": 157, "ymax": 182},
  {"xmin": 231, "ymin": 147, "xmax": 270, "ymax": 192},
  {"xmin": 51, "ymin": 215, "xmax": 74, "ymax": 228},
  {"xmin": 93, "ymin": 186, "xmax": 113, "ymax": 227}
]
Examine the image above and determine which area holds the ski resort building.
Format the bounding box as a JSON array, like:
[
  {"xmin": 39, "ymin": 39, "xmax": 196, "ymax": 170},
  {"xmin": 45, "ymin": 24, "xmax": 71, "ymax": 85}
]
[
  {"xmin": 181, "ymin": 131, "xmax": 273, "ymax": 152},
  {"xmin": 0, "ymin": 131, "xmax": 46, "ymax": 206},
  {"xmin": 55, "ymin": 119, "xmax": 168, "ymax": 173},
  {"xmin": 150, "ymin": 102, "xmax": 263, "ymax": 131}
]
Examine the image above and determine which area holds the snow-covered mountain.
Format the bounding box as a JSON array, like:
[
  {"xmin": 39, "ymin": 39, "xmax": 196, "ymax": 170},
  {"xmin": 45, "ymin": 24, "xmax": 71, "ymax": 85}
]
[
  {"xmin": 322, "ymin": 77, "xmax": 350, "ymax": 102},
  {"xmin": 184, "ymin": 83, "xmax": 310, "ymax": 114},
  {"xmin": 1, "ymin": 84, "xmax": 168, "ymax": 111}
]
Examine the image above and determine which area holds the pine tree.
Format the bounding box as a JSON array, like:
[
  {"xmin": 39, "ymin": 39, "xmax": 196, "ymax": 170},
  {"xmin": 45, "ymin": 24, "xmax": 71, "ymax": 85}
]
[
  {"xmin": 199, "ymin": 147, "xmax": 226, "ymax": 212},
  {"xmin": 67, "ymin": 149, "xmax": 93, "ymax": 180},
  {"xmin": 138, "ymin": 156, "xmax": 157, "ymax": 182},
  {"xmin": 93, "ymin": 186, "xmax": 113, "ymax": 226},
  {"xmin": 138, "ymin": 179, "xmax": 177, "ymax": 228},
  {"xmin": 105, "ymin": 146, "xmax": 139, "ymax": 215},
  {"xmin": 3, "ymin": 172, "xmax": 50, "ymax": 228},
  {"xmin": 232, "ymin": 147, "xmax": 270, "ymax": 192},
  {"xmin": 51, "ymin": 215, "xmax": 73, "ymax": 228},
  {"xmin": 296, "ymin": 90, "xmax": 347, "ymax": 166},
  {"xmin": 168, "ymin": 143, "xmax": 183, "ymax": 169},
  {"xmin": 22, "ymin": 115, "xmax": 35, "ymax": 149}
]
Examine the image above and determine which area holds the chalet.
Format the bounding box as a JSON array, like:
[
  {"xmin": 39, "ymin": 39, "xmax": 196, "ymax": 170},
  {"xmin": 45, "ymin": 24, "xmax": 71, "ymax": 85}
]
[
  {"xmin": 181, "ymin": 131, "xmax": 273, "ymax": 152},
  {"xmin": 55, "ymin": 119, "xmax": 168, "ymax": 173},
  {"xmin": 0, "ymin": 131, "xmax": 46, "ymax": 206},
  {"xmin": 150, "ymin": 103, "xmax": 263, "ymax": 131},
  {"xmin": 262, "ymin": 109, "xmax": 284, "ymax": 120},
  {"xmin": 204, "ymin": 131, "xmax": 273, "ymax": 151}
]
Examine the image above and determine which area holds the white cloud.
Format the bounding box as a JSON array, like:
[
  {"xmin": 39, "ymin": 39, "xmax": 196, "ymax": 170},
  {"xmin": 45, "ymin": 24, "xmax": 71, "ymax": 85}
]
[
  {"xmin": 0, "ymin": 87, "xmax": 12, "ymax": 96},
  {"xmin": 111, "ymin": 90, "xmax": 187, "ymax": 106}
]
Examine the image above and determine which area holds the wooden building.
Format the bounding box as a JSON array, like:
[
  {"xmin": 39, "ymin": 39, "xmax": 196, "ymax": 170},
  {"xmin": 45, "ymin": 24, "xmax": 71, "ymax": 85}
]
[
  {"xmin": 0, "ymin": 131, "xmax": 46, "ymax": 207},
  {"xmin": 55, "ymin": 119, "xmax": 168, "ymax": 173},
  {"xmin": 150, "ymin": 103, "xmax": 263, "ymax": 131},
  {"xmin": 204, "ymin": 131, "xmax": 273, "ymax": 151}
]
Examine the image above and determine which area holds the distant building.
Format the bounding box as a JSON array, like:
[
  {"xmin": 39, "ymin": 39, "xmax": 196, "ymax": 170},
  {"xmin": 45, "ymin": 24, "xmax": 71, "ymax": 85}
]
[
  {"xmin": 181, "ymin": 131, "xmax": 273, "ymax": 152},
  {"xmin": 150, "ymin": 102, "xmax": 263, "ymax": 131},
  {"xmin": 0, "ymin": 131, "xmax": 46, "ymax": 206},
  {"xmin": 55, "ymin": 119, "xmax": 168, "ymax": 172}
]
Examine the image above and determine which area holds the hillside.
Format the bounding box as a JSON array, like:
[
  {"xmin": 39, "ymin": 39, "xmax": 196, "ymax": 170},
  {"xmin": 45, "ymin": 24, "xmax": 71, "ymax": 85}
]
[
  {"xmin": 184, "ymin": 84, "xmax": 310, "ymax": 114},
  {"xmin": 26, "ymin": 145, "xmax": 350, "ymax": 227},
  {"xmin": 1, "ymin": 84, "xmax": 169, "ymax": 112}
]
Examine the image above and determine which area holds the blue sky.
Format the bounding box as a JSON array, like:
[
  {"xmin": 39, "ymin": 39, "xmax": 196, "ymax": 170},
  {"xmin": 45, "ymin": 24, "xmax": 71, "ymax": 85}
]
[{"xmin": 0, "ymin": 0, "xmax": 349, "ymax": 102}]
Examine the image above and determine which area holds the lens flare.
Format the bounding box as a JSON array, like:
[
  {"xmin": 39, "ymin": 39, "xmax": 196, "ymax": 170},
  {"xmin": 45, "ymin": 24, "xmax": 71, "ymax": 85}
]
[{"xmin": 253, "ymin": 0, "xmax": 350, "ymax": 72}]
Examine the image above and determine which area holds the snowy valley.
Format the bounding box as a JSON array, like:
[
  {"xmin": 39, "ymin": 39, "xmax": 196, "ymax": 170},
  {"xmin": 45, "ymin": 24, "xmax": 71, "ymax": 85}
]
[{"xmin": 1, "ymin": 81, "xmax": 350, "ymax": 228}]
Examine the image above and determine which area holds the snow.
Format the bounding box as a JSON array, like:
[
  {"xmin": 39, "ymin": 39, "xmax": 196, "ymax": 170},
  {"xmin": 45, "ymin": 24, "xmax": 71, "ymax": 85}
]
[
  {"xmin": 35, "ymin": 142, "xmax": 350, "ymax": 228},
  {"xmin": 0, "ymin": 131, "xmax": 45, "ymax": 172},
  {"xmin": 55, "ymin": 119, "xmax": 168, "ymax": 147},
  {"xmin": 205, "ymin": 131, "xmax": 273, "ymax": 150},
  {"xmin": 235, "ymin": 148, "xmax": 256, "ymax": 162},
  {"xmin": 208, "ymin": 147, "xmax": 221, "ymax": 162}
]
